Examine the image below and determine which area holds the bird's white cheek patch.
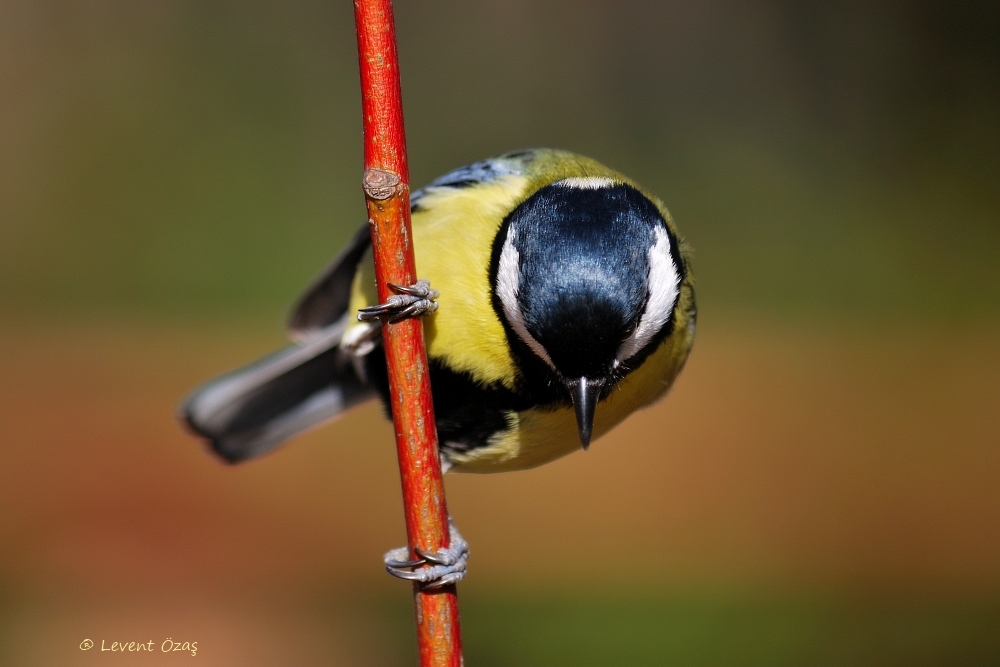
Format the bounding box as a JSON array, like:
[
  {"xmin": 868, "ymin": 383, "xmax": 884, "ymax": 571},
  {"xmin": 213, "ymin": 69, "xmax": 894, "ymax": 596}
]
[
  {"xmin": 496, "ymin": 227, "xmax": 557, "ymax": 370},
  {"xmin": 616, "ymin": 226, "xmax": 680, "ymax": 364}
]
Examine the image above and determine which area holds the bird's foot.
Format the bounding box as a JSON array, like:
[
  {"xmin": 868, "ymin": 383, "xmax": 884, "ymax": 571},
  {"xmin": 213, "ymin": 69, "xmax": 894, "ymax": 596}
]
[
  {"xmin": 358, "ymin": 280, "xmax": 439, "ymax": 324},
  {"xmin": 384, "ymin": 519, "xmax": 468, "ymax": 589}
]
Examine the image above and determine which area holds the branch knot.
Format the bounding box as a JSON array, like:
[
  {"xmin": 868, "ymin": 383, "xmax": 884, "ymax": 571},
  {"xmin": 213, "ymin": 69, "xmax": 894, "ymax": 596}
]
[{"xmin": 363, "ymin": 168, "xmax": 402, "ymax": 200}]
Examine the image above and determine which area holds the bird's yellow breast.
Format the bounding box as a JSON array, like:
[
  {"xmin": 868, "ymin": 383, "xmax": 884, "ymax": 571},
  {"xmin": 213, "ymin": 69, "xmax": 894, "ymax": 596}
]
[{"xmin": 346, "ymin": 175, "xmax": 530, "ymax": 390}]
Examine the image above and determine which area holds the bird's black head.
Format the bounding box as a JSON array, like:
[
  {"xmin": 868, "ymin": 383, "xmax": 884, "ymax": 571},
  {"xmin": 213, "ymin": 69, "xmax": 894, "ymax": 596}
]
[{"xmin": 490, "ymin": 176, "xmax": 684, "ymax": 449}]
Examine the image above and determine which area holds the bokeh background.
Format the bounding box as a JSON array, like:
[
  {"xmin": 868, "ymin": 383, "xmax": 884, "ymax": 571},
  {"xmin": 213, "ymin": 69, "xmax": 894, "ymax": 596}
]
[{"xmin": 2, "ymin": 1, "xmax": 999, "ymax": 665}]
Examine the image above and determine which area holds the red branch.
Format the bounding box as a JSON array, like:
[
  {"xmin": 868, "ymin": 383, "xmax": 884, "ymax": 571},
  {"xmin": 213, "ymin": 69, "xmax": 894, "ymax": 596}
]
[{"xmin": 353, "ymin": 1, "xmax": 463, "ymax": 665}]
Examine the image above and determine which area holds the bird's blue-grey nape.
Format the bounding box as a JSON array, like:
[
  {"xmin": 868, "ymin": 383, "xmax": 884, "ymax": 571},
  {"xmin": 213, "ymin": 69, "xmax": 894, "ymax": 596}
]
[
  {"xmin": 410, "ymin": 152, "xmax": 529, "ymax": 211},
  {"xmin": 494, "ymin": 179, "xmax": 672, "ymax": 381}
]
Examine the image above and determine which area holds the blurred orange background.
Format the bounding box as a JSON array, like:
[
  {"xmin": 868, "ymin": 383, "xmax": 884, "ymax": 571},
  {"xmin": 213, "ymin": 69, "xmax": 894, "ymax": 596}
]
[{"xmin": 2, "ymin": 2, "xmax": 998, "ymax": 665}]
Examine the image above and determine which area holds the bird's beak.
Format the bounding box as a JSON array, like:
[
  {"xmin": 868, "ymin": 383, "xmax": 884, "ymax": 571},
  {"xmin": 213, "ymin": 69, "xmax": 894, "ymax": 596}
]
[{"xmin": 568, "ymin": 377, "xmax": 602, "ymax": 450}]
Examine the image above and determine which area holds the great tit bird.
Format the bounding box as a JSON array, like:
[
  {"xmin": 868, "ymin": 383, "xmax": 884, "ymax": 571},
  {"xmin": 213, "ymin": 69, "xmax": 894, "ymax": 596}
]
[{"xmin": 181, "ymin": 148, "xmax": 695, "ymax": 585}]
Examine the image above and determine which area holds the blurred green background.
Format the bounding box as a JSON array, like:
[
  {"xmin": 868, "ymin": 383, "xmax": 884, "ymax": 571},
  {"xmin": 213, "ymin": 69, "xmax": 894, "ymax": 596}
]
[{"xmin": 1, "ymin": 1, "xmax": 998, "ymax": 665}]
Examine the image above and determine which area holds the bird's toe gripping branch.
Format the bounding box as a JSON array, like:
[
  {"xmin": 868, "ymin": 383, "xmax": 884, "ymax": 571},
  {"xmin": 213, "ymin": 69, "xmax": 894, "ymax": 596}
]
[
  {"xmin": 384, "ymin": 519, "xmax": 468, "ymax": 589},
  {"xmin": 358, "ymin": 280, "xmax": 439, "ymax": 324}
]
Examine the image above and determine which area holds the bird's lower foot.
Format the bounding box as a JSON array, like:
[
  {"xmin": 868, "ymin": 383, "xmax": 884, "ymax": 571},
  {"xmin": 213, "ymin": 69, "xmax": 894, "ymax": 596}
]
[
  {"xmin": 384, "ymin": 519, "xmax": 468, "ymax": 589},
  {"xmin": 358, "ymin": 280, "xmax": 439, "ymax": 324}
]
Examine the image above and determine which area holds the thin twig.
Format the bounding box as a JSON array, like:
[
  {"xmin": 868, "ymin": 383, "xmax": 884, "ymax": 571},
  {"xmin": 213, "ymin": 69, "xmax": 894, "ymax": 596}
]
[{"xmin": 353, "ymin": 1, "xmax": 464, "ymax": 665}]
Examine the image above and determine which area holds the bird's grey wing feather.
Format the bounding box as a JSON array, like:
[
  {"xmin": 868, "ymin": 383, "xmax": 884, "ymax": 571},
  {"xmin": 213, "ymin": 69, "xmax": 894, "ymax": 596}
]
[
  {"xmin": 181, "ymin": 318, "xmax": 375, "ymax": 463},
  {"xmin": 288, "ymin": 224, "xmax": 372, "ymax": 340}
]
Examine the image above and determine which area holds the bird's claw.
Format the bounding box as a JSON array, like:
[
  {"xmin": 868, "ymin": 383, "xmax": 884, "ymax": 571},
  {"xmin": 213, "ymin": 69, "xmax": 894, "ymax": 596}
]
[
  {"xmin": 358, "ymin": 280, "xmax": 440, "ymax": 324},
  {"xmin": 388, "ymin": 281, "xmax": 438, "ymax": 298},
  {"xmin": 384, "ymin": 520, "xmax": 468, "ymax": 590}
]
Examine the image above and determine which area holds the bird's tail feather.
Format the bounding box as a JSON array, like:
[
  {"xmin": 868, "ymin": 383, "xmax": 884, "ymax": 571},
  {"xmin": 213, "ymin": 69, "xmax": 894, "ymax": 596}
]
[{"xmin": 180, "ymin": 320, "xmax": 375, "ymax": 463}]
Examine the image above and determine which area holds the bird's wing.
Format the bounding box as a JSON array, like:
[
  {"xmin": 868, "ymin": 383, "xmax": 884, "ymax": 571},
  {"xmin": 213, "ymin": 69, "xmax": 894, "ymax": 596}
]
[{"xmin": 288, "ymin": 224, "xmax": 372, "ymax": 341}]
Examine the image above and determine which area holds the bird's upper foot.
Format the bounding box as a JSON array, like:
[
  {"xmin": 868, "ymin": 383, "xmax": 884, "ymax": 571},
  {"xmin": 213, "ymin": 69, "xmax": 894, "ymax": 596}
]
[
  {"xmin": 358, "ymin": 280, "xmax": 439, "ymax": 324},
  {"xmin": 384, "ymin": 519, "xmax": 468, "ymax": 589}
]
